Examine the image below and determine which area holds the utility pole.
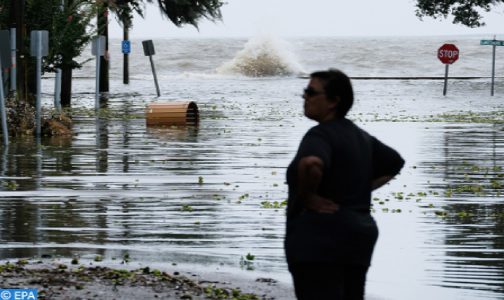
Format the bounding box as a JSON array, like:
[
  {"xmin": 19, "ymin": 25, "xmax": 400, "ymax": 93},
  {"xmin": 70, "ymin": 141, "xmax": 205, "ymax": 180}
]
[
  {"xmin": 97, "ymin": 1, "xmax": 109, "ymax": 93},
  {"xmin": 123, "ymin": 21, "xmax": 129, "ymax": 84}
]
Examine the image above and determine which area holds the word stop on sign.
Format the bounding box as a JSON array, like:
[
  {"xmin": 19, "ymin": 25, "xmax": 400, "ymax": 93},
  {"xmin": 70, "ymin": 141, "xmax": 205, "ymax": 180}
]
[{"xmin": 438, "ymin": 49, "xmax": 459, "ymax": 58}]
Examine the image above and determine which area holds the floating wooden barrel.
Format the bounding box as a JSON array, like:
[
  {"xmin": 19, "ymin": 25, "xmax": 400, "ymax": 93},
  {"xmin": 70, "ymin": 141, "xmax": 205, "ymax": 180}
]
[{"xmin": 146, "ymin": 101, "xmax": 199, "ymax": 126}]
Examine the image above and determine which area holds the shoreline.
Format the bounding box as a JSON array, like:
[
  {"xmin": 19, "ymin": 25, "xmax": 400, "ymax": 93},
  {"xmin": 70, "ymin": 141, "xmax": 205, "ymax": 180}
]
[{"xmin": 0, "ymin": 258, "xmax": 296, "ymax": 299}]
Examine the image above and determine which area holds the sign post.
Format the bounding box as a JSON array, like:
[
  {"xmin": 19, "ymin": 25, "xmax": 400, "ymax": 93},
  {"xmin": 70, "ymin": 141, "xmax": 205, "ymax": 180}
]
[
  {"xmin": 0, "ymin": 56, "xmax": 8, "ymax": 145},
  {"xmin": 122, "ymin": 40, "xmax": 131, "ymax": 84},
  {"xmin": 438, "ymin": 44, "xmax": 460, "ymax": 96},
  {"xmin": 0, "ymin": 31, "xmax": 9, "ymax": 144},
  {"xmin": 480, "ymin": 37, "xmax": 504, "ymax": 96},
  {"xmin": 142, "ymin": 40, "xmax": 161, "ymax": 97},
  {"xmin": 30, "ymin": 30, "xmax": 49, "ymax": 137},
  {"xmin": 92, "ymin": 36, "xmax": 106, "ymax": 110},
  {"xmin": 54, "ymin": 69, "xmax": 62, "ymax": 113}
]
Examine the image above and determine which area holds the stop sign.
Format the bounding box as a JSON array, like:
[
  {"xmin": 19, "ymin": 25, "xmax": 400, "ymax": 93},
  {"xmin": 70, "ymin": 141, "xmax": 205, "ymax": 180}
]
[{"xmin": 438, "ymin": 44, "xmax": 459, "ymax": 64}]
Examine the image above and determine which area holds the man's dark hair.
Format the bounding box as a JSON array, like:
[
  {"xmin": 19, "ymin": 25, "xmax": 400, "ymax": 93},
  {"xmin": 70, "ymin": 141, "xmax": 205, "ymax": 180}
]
[{"xmin": 310, "ymin": 69, "xmax": 354, "ymax": 117}]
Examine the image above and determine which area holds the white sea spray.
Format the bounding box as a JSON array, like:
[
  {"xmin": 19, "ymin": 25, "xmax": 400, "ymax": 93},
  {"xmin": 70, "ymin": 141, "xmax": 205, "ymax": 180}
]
[{"xmin": 216, "ymin": 35, "xmax": 306, "ymax": 77}]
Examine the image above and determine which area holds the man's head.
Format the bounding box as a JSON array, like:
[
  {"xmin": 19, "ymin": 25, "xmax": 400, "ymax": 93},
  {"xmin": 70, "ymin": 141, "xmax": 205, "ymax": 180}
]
[{"xmin": 306, "ymin": 69, "xmax": 354, "ymax": 119}]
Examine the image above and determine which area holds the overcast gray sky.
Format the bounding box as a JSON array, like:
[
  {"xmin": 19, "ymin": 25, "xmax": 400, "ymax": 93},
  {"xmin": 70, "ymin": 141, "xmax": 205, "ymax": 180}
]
[{"xmin": 109, "ymin": 0, "xmax": 504, "ymax": 39}]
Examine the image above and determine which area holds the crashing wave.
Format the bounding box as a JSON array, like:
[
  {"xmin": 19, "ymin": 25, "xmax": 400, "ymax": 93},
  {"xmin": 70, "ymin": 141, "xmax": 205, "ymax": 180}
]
[{"xmin": 217, "ymin": 35, "xmax": 305, "ymax": 77}]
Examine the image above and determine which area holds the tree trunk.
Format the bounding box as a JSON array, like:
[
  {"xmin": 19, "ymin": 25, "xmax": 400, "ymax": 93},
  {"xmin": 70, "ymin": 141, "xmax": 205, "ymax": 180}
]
[
  {"xmin": 61, "ymin": 66, "xmax": 72, "ymax": 107},
  {"xmin": 98, "ymin": 3, "xmax": 109, "ymax": 93},
  {"xmin": 59, "ymin": 0, "xmax": 74, "ymax": 107}
]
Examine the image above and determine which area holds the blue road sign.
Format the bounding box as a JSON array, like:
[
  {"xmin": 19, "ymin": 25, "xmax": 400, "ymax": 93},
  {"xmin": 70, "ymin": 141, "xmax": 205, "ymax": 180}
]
[
  {"xmin": 480, "ymin": 39, "xmax": 504, "ymax": 46},
  {"xmin": 122, "ymin": 40, "xmax": 131, "ymax": 54}
]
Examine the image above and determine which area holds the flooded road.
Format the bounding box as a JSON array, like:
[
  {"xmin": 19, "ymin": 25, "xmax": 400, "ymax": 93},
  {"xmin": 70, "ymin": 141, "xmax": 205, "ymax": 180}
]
[{"xmin": 1, "ymin": 77, "xmax": 503, "ymax": 299}]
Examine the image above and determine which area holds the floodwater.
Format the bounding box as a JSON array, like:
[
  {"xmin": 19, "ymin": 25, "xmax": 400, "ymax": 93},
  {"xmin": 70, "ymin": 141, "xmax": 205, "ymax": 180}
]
[{"xmin": 1, "ymin": 35, "xmax": 504, "ymax": 299}]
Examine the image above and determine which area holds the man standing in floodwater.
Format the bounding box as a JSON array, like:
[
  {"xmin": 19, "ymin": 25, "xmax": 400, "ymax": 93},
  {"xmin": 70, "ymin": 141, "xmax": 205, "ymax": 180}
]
[{"xmin": 285, "ymin": 69, "xmax": 405, "ymax": 299}]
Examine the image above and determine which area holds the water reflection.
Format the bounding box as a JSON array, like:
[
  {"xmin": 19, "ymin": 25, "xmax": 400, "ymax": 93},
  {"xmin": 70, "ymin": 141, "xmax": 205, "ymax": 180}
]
[
  {"xmin": 1, "ymin": 138, "xmax": 38, "ymax": 190},
  {"xmin": 0, "ymin": 99, "xmax": 281, "ymax": 266},
  {"xmin": 146, "ymin": 126, "xmax": 199, "ymax": 143},
  {"xmin": 1, "ymin": 82, "xmax": 503, "ymax": 299},
  {"xmin": 42, "ymin": 136, "xmax": 73, "ymax": 175},
  {"xmin": 95, "ymin": 116, "xmax": 109, "ymax": 175},
  {"xmin": 1, "ymin": 145, "xmax": 7, "ymax": 178},
  {"xmin": 421, "ymin": 124, "xmax": 504, "ymax": 295}
]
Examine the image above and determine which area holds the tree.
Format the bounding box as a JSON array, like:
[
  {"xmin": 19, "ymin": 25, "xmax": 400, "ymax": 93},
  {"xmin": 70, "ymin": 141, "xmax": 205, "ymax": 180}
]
[
  {"xmin": 111, "ymin": 0, "xmax": 143, "ymax": 26},
  {"xmin": 0, "ymin": 0, "xmax": 27, "ymax": 101},
  {"xmin": 146, "ymin": 0, "xmax": 223, "ymax": 28},
  {"xmin": 110, "ymin": 1, "xmax": 143, "ymax": 85},
  {"xmin": 415, "ymin": 0, "xmax": 503, "ymax": 27},
  {"xmin": 103, "ymin": 0, "xmax": 223, "ymax": 91},
  {"xmin": 1, "ymin": 0, "xmax": 225, "ymax": 108},
  {"xmin": 93, "ymin": 0, "xmax": 223, "ymax": 92},
  {"xmin": 55, "ymin": 0, "xmax": 96, "ymax": 106},
  {"xmin": 97, "ymin": 0, "xmax": 109, "ymax": 93},
  {"xmin": 0, "ymin": 0, "xmax": 96, "ymax": 106},
  {"xmin": 76, "ymin": 0, "xmax": 225, "ymax": 101}
]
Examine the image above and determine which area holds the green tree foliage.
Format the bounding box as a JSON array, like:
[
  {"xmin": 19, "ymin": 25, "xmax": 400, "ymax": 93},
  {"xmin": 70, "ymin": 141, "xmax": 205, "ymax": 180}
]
[
  {"xmin": 109, "ymin": 0, "xmax": 224, "ymax": 29},
  {"xmin": 2, "ymin": 0, "xmax": 224, "ymax": 70},
  {"xmin": 0, "ymin": 0, "xmax": 95, "ymax": 72},
  {"xmin": 416, "ymin": 0, "xmax": 503, "ymax": 27},
  {"xmin": 26, "ymin": 0, "xmax": 96, "ymax": 72},
  {"xmin": 0, "ymin": 1, "xmax": 11, "ymax": 28},
  {"xmin": 146, "ymin": 0, "xmax": 223, "ymax": 28},
  {"xmin": 110, "ymin": 0, "xmax": 144, "ymax": 29},
  {"xmin": 0, "ymin": 0, "xmax": 224, "ymax": 105}
]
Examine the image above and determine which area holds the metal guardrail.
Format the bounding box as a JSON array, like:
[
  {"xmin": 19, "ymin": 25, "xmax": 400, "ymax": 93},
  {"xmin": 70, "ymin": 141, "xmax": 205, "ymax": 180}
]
[{"xmin": 298, "ymin": 76, "xmax": 503, "ymax": 80}]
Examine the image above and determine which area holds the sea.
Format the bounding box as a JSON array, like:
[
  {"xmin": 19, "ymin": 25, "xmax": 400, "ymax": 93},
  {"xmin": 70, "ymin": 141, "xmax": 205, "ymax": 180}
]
[{"xmin": 1, "ymin": 35, "xmax": 503, "ymax": 299}]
